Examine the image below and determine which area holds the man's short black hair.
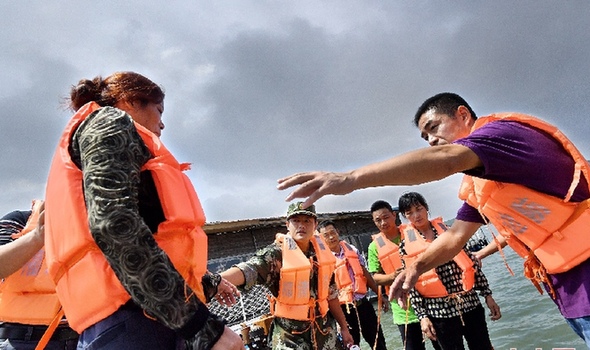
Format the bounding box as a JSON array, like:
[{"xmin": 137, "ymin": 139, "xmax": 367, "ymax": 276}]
[
  {"xmin": 413, "ymin": 92, "xmax": 477, "ymax": 127},
  {"xmin": 317, "ymin": 220, "xmax": 337, "ymax": 231},
  {"xmin": 370, "ymin": 200, "xmax": 394, "ymax": 213}
]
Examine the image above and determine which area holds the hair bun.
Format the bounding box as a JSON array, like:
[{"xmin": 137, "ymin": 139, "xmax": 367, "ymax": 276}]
[
  {"xmin": 68, "ymin": 72, "xmax": 163, "ymax": 111},
  {"xmin": 69, "ymin": 77, "xmax": 104, "ymax": 111}
]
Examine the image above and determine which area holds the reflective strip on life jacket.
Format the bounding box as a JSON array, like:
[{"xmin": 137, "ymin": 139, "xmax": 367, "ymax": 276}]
[
  {"xmin": 401, "ymin": 218, "xmax": 475, "ymax": 298},
  {"xmin": 45, "ymin": 102, "xmax": 208, "ymax": 333},
  {"xmin": 458, "ymin": 113, "xmax": 590, "ymax": 274},
  {"xmin": 271, "ymin": 234, "xmax": 336, "ymax": 321},
  {"xmin": 371, "ymin": 232, "xmax": 402, "ymax": 275}
]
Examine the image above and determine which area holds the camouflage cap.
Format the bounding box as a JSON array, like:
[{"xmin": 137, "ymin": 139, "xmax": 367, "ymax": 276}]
[{"xmin": 286, "ymin": 202, "xmax": 317, "ymax": 219}]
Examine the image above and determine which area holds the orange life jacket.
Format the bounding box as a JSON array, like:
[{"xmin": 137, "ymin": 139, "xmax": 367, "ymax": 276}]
[
  {"xmin": 458, "ymin": 113, "xmax": 590, "ymax": 275},
  {"xmin": 371, "ymin": 232, "xmax": 402, "ymax": 275},
  {"xmin": 44, "ymin": 102, "xmax": 208, "ymax": 333},
  {"xmin": 334, "ymin": 241, "xmax": 367, "ymax": 304},
  {"xmin": 401, "ymin": 217, "xmax": 475, "ymax": 298},
  {"xmin": 270, "ymin": 234, "xmax": 336, "ymax": 321},
  {"xmin": 0, "ymin": 200, "xmax": 62, "ymax": 325}
]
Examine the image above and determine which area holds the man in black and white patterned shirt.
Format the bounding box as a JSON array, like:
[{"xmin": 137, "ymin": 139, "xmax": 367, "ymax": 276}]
[{"xmin": 398, "ymin": 192, "xmax": 501, "ymax": 350}]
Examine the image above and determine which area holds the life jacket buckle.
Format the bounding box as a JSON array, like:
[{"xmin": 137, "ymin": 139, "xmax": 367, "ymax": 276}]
[{"xmin": 552, "ymin": 230, "xmax": 564, "ymax": 240}]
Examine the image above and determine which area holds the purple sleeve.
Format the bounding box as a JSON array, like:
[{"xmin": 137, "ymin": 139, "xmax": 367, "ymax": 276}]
[
  {"xmin": 455, "ymin": 202, "xmax": 486, "ymax": 224},
  {"xmin": 452, "ymin": 118, "xmax": 589, "ymax": 222},
  {"xmin": 456, "ymin": 120, "xmax": 575, "ymax": 196}
]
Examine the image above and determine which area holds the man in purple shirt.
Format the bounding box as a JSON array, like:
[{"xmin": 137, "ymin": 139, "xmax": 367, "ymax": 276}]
[{"xmin": 277, "ymin": 92, "xmax": 590, "ymax": 346}]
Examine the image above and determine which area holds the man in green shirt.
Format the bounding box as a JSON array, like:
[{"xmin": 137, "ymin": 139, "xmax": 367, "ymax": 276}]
[{"xmin": 367, "ymin": 200, "xmax": 440, "ymax": 350}]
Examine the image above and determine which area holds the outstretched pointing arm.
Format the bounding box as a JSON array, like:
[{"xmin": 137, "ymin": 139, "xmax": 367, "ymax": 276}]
[{"xmin": 277, "ymin": 144, "xmax": 481, "ymax": 207}]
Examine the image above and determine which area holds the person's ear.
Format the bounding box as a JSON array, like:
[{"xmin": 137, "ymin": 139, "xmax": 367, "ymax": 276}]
[
  {"xmin": 114, "ymin": 99, "xmax": 137, "ymax": 115},
  {"xmin": 456, "ymin": 105, "xmax": 472, "ymax": 125}
]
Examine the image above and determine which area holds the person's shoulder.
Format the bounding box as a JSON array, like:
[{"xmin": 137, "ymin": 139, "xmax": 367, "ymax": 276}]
[
  {"xmin": 344, "ymin": 241, "xmax": 361, "ymax": 253},
  {"xmin": 81, "ymin": 106, "xmax": 133, "ymax": 132},
  {"xmin": 92, "ymin": 105, "xmax": 128, "ymax": 118},
  {"xmin": 366, "ymin": 241, "xmax": 378, "ymax": 260},
  {"xmin": 459, "ymin": 116, "xmax": 536, "ymax": 148},
  {"xmin": 477, "ymin": 114, "xmax": 540, "ymax": 133},
  {"xmin": 74, "ymin": 106, "xmax": 144, "ymax": 154},
  {"xmin": 0, "ymin": 210, "xmax": 31, "ymax": 239},
  {"xmin": 261, "ymin": 241, "xmax": 283, "ymax": 257}
]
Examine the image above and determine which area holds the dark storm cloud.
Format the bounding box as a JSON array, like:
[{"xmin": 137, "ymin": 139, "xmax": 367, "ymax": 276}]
[{"xmin": 0, "ymin": 1, "xmax": 588, "ymax": 221}]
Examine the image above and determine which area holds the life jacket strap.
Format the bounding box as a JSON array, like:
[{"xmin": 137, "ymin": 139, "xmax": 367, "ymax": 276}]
[
  {"xmin": 34, "ymin": 307, "xmax": 65, "ymax": 350},
  {"xmin": 523, "ymin": 255, "xmax": 557, "ymax": 299}
]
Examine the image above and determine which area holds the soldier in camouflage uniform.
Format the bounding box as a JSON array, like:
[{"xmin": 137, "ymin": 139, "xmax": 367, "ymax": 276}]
[{"xmin": 221, "ymin": 202, "xmax": 354, "ymax": 349}]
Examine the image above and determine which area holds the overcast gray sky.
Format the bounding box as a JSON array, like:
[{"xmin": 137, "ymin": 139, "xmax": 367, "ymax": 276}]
[{"xmin": 1, "ymin": 1, "xmax": 589, "ymax": 223}]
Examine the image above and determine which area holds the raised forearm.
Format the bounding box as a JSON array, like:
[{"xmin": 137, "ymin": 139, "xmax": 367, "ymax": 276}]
[
  {"xmin": 348, "ymin": 145, "xmax": 482, "ymax": 189},
  {"xmin": 220, "ymin": 267, "xmax": 246, "ymax": 287},
  {"xmin": 413, "ymin": 220, "xmax": 480, "ymax": 275},
  {"xmin": 372, "ymin": 272, "xmax": 396, "ymax": 286},
  {"xmin": 0, "ymin": 229, "xmax": 44, "ymax": 278},
  {"xmin": 328, "ymin": 297, "xmax": 348, "ymax": 330},
  {"xmin": 475, "ymin": 234, "xmax": 507, "ymax": 260}
]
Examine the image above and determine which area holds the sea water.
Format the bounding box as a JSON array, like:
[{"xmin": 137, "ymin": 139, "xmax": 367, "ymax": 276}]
[{"xmin": 364, "ymin": 249, "xmax": 586, "ymax": 350}]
